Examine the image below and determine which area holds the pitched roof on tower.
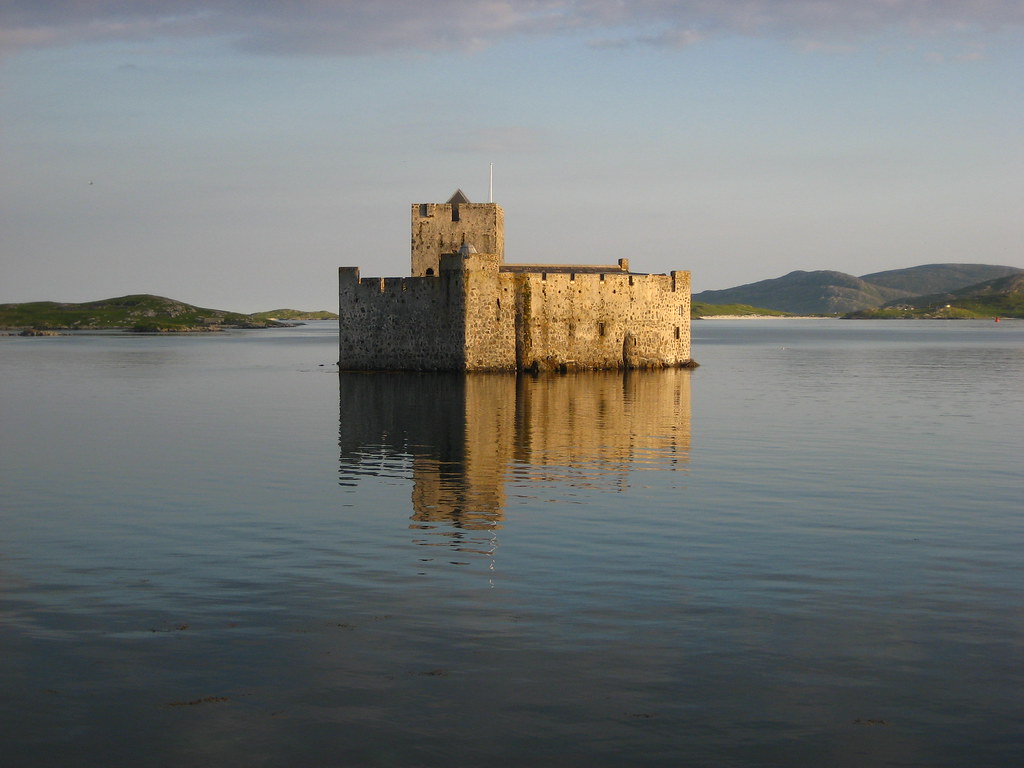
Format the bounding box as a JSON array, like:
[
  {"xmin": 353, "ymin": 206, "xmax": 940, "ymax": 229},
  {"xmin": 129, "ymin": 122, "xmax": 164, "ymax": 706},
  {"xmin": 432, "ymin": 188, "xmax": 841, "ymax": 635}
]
[{"xmin": 446, "ymin": 189, "xmax": 471, "ymax": 205}]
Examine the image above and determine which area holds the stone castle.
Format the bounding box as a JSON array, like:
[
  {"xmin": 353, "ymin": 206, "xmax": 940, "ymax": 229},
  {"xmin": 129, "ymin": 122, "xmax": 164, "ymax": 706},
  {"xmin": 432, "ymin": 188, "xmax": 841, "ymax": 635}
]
[{"xmin": 338, "ymin": 190, "xmax": 694, "ymax": 372}]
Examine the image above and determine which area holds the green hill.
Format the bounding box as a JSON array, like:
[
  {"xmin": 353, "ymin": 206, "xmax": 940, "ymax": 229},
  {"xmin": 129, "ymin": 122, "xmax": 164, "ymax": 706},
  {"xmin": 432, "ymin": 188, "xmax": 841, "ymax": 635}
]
[
  {"xmin": 847, "ymin": 274, "xmax": 1024, "ymax": 319},
  {"xmin": 693, "ymin": 270, "xmax": 902, "ymax": 314},
  {"xmin": 858, "ymin": 263, "xmax": 1022, "ymax": 295},
  {"xmin": 0, "ymin": 294, "xmax": 293, "ymax": 331},
  {"xmin": 694, "ymin": 264, "xmax": 1023, "ymax": 315}
]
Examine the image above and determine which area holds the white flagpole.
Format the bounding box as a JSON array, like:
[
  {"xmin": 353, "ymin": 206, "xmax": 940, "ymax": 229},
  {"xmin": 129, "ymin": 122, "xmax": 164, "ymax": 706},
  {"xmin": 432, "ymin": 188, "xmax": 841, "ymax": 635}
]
[{"xmin": 489, "ymin": 163, "xmax": 493, "ymax": 203}]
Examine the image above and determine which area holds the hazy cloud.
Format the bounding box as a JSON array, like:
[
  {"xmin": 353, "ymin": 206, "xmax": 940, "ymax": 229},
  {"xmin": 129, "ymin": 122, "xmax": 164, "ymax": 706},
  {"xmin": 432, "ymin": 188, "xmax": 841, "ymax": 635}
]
[
  {"xmin": 1, "ymin": 0, "xmax": 1021, "ymax": 57},
  {"xmin": 640, "ymin": 27, "xmax": 705, "ymax": 49}
]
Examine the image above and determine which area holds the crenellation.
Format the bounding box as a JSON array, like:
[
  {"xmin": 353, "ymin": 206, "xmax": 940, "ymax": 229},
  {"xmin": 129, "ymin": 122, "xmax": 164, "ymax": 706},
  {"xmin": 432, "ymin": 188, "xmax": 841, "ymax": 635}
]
[{"xmin": 339, "ymin": 191, "xmax": 694, "ymax": 371}]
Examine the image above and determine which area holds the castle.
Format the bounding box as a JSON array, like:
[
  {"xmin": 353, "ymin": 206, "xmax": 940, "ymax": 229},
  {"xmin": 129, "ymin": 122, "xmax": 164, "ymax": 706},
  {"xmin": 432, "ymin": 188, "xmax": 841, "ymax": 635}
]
[{"xmin": 338, "ymin": 190, "xmax": 694, "ymax": 372}]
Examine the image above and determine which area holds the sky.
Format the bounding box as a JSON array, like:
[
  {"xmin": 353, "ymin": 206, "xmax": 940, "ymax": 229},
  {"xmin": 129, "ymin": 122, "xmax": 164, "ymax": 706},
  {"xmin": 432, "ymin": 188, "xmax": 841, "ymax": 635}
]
[{"xmin": 1, "ymin": 1, "xmax": 1022, "ymax": 313}]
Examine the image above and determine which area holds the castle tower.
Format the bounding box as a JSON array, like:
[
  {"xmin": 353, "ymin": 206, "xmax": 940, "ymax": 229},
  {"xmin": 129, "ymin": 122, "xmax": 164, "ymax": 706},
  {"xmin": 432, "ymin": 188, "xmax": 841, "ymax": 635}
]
[{"xmin": 411, "ymin": 189, "xmax": 504, "ymax": 277}]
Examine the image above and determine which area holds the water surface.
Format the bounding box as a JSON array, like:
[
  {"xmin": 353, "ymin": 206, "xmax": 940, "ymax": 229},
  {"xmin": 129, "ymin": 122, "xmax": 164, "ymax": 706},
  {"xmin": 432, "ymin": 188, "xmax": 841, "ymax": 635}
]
[{"xmin": 2, "ymin": 320, "xmax": 1022, "ymax": 766}]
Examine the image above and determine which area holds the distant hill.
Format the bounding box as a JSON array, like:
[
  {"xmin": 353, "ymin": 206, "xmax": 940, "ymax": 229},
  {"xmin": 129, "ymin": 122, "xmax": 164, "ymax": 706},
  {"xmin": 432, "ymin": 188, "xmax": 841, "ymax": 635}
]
[
  {"xmin": 848, "ymin": 273, "xmax": 1024, "ymax": 319},
  {"xmin": 693, "ymin": 270, "xmax": 903, "ymax": 315},
  {"xmin": 693, "ymin": 264, "xmax": 1023, "ymax": 315},
  {"xmin": 858, "ymin": 264, "xmax": 1023, "ymax": 295},
  {"xmin": 0, "ymin": 294, "xmax": 297, "ymax": 331},
  {"xmin": 251, "ymin": 308, "xmax": 338, "ymax": 321}
]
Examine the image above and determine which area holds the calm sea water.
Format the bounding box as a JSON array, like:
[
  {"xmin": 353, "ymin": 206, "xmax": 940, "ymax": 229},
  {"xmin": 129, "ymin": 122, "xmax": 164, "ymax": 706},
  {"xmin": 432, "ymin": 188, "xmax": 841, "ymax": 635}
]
[{"xmin": 1, "ymin": 319, "xmax": 1022, "ymax": 767}]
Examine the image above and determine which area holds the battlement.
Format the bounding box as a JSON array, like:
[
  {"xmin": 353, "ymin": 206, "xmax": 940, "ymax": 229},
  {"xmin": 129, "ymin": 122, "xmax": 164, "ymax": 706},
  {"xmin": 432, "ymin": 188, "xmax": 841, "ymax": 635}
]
[
  {"xmin": 339, "ymin": 192, "xmax": 694, "ymax": 372},
  {"xmin": 500, "ymin": 258, "xmax": 631, "ymax": 274},
  {"xmin": 412, "ymin": 190, "xmax": 504, "ymax": 277}
]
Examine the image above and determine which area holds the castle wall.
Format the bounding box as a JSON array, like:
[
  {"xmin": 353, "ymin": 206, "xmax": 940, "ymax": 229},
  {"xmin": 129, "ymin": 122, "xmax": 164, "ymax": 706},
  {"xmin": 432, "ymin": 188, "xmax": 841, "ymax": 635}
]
[
  {"xmin": 338, "ymin": 266, "xmax": 466, "ymax": 370},
  {"xmin": 511, "ymin": 269, "xmax": 692, "ymax": 371},
  {"xmin": 463, "ymin": 254, "xmax": 517, "ymax": 371},
  {"xmin": 339, "ymin": 263, "xmax": 693, "ymax": 371}
]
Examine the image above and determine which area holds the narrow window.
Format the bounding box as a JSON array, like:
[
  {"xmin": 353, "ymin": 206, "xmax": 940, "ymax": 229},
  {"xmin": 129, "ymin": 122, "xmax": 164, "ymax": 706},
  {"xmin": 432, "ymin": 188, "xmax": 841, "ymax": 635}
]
[
  {"xmin": 598, "ymin": 322, "xmax": 605, "ymax": 337},
  {"xmin": 542, "ymin": 272, "xmax": 547, "ymax": 282},
  {"xmin": 675, "ymin": 326, "xmax": 680, "ymax": 339},
  {"xmin": 419, "ymin": 203, "xmax": 428, "ymax": 217},
  {"xmin": 629, "ymin": 275, "xmax": 634, "ymax": 287},
  {"xmin": 570, "ymin": 273, "xmax": 575, "ymax": 282},
  {"xmin": 451, "ymin": 204, "xmax": 460, "ymax": 222},
  {"xmin": 600, "ymin": 273, "xmax": 605, "ymax": 282}
]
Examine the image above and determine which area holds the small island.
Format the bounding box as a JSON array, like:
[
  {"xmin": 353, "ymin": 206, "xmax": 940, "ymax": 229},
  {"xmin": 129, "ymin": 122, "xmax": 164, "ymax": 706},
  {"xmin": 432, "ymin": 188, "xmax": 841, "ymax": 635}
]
[{"xmin": 0, "ymin": 294, "xmax": 338, "ymax": 333}]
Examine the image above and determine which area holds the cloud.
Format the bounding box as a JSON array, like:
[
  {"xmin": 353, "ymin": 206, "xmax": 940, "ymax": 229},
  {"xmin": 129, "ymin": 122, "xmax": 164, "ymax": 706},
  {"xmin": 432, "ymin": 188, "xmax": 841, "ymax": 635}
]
[
  {"xmin": 641, "ymin": 27, "xmax": 705, "ymax": 49},
  {"xmin": 1, "ymin": 1, "xmax": 1021, "ymax": 58}
]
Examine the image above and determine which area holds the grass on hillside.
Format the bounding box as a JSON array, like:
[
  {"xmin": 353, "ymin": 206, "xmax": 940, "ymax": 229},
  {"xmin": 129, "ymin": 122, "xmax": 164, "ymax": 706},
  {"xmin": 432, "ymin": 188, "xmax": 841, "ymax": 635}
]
[
  {"xmin": 250, "ymin": 309, "xmax": 339, "ymax": 321},
  {"xmin": 0, "ymin": 295, "xmax": 278, "ymax": 331},
  {"xmin": 845, "ymin": 297, "xmax": 1024, "ymax": 320},
  {"xmin": 691, "ymin": 302, "xmax": 792, "ymax": 318}
]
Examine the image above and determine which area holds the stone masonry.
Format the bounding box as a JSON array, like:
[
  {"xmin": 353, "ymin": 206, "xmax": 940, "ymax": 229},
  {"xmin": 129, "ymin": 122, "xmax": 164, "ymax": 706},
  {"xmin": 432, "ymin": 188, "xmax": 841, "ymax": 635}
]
[{"xmin": 338, "ymin": 191, "xmax": 694, "ymax": 372}]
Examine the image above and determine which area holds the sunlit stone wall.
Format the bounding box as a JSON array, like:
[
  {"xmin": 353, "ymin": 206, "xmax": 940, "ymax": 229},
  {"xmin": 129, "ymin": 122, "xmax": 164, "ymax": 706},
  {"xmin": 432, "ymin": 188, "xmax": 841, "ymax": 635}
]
[{"xmin": 509, "ymin": 269, "xmax": 691, "ymax": 371}]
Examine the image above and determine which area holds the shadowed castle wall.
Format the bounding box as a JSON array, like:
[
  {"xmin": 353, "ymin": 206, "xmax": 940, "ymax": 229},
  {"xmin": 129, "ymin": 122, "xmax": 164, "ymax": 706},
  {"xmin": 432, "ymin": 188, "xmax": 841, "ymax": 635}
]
[{"xmin": 337, "ymin": 262, "xmax": 466, "ymax": 371}]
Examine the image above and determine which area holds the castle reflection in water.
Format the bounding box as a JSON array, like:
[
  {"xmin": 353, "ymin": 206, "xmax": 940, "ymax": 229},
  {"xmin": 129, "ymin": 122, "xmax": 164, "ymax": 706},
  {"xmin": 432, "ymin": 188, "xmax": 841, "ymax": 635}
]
[{"xmin": 339, "ymin": 371, "xmax": 692, "ymax": 551}]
